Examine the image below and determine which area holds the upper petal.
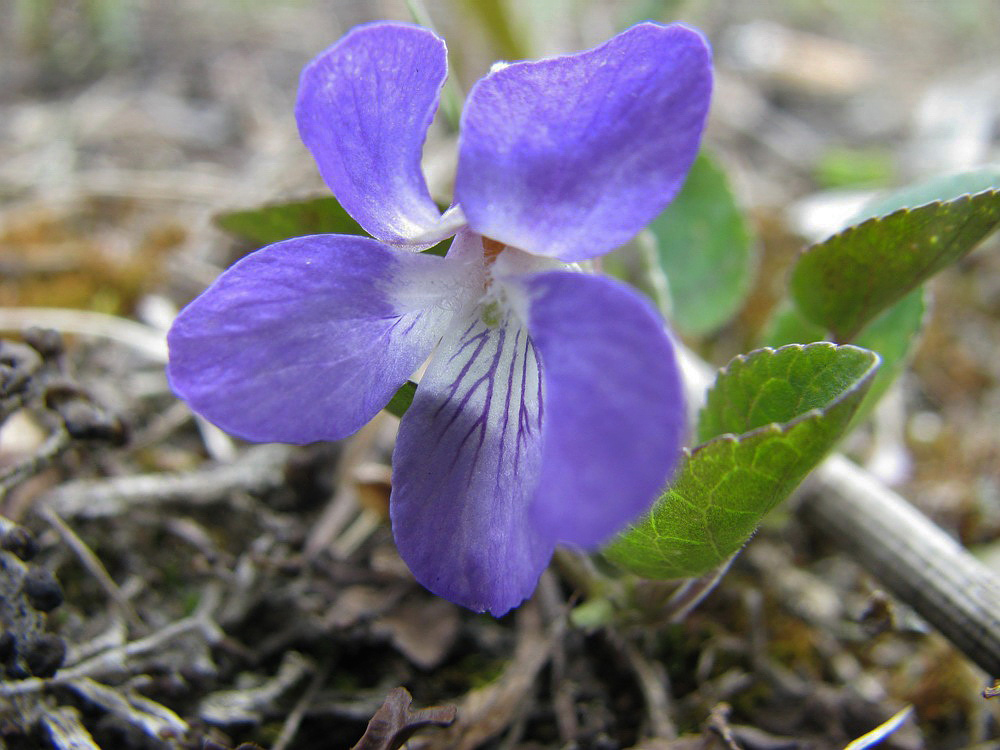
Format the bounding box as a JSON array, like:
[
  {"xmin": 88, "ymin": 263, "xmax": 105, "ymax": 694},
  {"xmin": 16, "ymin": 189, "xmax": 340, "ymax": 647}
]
[
  {"xmin": 390, "ymin": 308, "xmax": 552, "ymax": 616},
  {"xmin": 455, "ymin": 22, "xmax": 712, "ymax": 261},
  {"xmin": 167, "ymin": 234, "xmax": 464, "ymax": 444},
  {"xmin": 507, "ymin": 269, "xmax": 687, "ymax": 547},
  {"xmin": 296, "ymin": 23, "xmax": 450, "ymax": 245}
]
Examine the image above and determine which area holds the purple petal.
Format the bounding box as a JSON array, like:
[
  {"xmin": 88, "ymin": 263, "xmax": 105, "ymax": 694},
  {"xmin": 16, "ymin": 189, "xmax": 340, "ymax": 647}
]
[
  {"xmin": 455, "ymin": 22, "xmax": 712, "ymax": 261},
  {"xmin": 296, "ymin": 23, "xmax": 448, "ymax": 245},
  {"xmin": 390, "ymin": 310, "xmax": 552, "ymax": 616},
  {"xmin": 517, "ymin": 271, "xmax": 687, "ymax": 547},
  {"xmin": 167, "ymin": 234, "xmax": 461, "ymax": 444}
]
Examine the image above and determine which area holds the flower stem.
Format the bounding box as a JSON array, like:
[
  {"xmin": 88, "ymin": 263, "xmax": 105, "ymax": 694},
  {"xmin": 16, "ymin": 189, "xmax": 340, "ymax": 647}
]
[{"xmin": 404, "ymin": 0, "xmax": 463, "ymax": 131}]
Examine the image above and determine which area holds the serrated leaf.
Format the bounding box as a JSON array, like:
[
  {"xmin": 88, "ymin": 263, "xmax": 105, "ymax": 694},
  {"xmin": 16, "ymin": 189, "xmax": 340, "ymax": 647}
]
[
  {"xmin": 695, "ymin": 342, "xmax": 877, "ymax": 443},
  {"xmin": 854, "ymin": 167, "xmax": 1000, "ymax": 222},
  {"xmin": 760, "ymin": 289, "xmax": 925, "ymax": 423},
  {"xmin": 605, "ymin": 343, "xmax": 879, "ymax": 579},
  {"xmin": 758, "ymin": 301, "xmax": 827, "ymax": 349},
  {"xmin": 649, "ymin": 152, "xmax": 755, "ymax": 336},
  {"xmin": 215, "ymin": 196, "xmax": 366, "ymax": 246},
  {"xmin": 790, "ymin": 190, "xmax": 1000, "ymax": 342}
]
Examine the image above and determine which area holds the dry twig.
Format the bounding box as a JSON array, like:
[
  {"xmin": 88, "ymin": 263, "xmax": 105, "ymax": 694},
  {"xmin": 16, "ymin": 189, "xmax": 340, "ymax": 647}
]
[
  {"xmin": 271, "ymin": 658, "xmax": 335, "ymax": 750},
  {"xmin": 36, "ymin": 504, "xmax": 143, "ymax": 630},
  {"xmin": 0, "ymin": 583, "xmax": 224, "ymax": 697},
  {"xmin": 0, "ymin": 307, "xmax": 167, "ymax": 362},
  {"xmin": 0, "ymin": 427, "xmax": 72, "ymax": 502},
  {"xmin": 803, "ymin": 456, "xmax": 1000, "ymax": 676},
  {"xmin": 608, "ymin": 632, "xmax": 678, "ymax": 740},
  {"xmin": 427, "ymin": 602, "xmax": 557, "ymax": 750},
  {"xmin": 43, "ymin": 444, "xmax": 293, "ymax": 519}
]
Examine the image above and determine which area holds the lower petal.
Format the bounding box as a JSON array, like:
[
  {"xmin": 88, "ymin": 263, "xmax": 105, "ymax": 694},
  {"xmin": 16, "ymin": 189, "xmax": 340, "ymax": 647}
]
[
  {"xmin": 515, "ymin": 271, "xmax": 687, "ymax": 548},
  {"xmin": 167, "ymin": 234, "xmax": 461, "ymax": 444},
  {"xmin": 390, "ymin": 310, "xmax": 552, "ymax": 616}
]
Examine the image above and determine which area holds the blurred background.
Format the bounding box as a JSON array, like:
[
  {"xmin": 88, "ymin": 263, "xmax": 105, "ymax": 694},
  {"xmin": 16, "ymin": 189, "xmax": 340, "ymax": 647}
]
[
  {"xmin": 3, "ymin": 0, "xmax": 1000, "ymax": 302},
  {"xmin": 3, "ymin": 0, "xmax": 1000, "ymax": 339},
  {"xmin": 3, "ymin": 0, "xmax": 1000, "ymax": 530},
  {"xmin": 2, "ymin": 1, "xmax": 1000, "ymax": 748}
]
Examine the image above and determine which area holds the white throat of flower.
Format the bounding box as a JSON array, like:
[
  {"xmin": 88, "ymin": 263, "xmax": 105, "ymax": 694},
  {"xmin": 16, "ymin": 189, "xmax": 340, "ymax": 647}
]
[{"xmin": 477, "ymin": 236, "xmax": 574, "ymax": 328}]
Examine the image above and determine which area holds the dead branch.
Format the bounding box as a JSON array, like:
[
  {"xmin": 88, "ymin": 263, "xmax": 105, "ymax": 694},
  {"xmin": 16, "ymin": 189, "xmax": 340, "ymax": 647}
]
[
  {"xmin": 803, "ymin": 455, "xmax": 1000, "ymax": 676},
  {"xmin": 42, "ymin": 444, "xmax": 293, "ymax": 519},
  {"xmin": 36, "ymin": 504, "xmax": 143, "ymax": 629}
]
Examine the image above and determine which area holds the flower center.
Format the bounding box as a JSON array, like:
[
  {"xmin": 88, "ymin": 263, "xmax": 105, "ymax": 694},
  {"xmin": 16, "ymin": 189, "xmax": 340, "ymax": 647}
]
[
  {"xmin": 479, "ymin": 238, "xmax": 510, "ymax": 327},
  {"xmin": 482, "ymin": 237, "xmax": 506, "ymax": 266}
]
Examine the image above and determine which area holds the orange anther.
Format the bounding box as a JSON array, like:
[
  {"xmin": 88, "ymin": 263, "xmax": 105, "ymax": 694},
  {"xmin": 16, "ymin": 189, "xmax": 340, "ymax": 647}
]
[{"xmin": 482, "ymin": 237, "xmax": 506, "ymax": 265}]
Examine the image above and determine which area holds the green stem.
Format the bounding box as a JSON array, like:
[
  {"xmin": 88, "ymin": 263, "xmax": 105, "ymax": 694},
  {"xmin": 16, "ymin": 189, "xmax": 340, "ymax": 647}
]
[{"xmin": 404, "ymin": 0, "xmax": 464, "ymax": 131}]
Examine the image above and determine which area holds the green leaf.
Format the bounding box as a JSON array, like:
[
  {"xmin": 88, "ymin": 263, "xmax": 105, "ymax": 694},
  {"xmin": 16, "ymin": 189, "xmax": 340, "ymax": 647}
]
[
  {"xmin": 385, "ymin": 381, "xmax": 418, "ymax": 419},
  {"xmin": 760, "ymin": 290, "xmax": 925, "ymax": 423},
  {"xmin": 757, "ymin": 301, "xmax": 826, "ymax": 353},
  {"xmin": 605, "ymin": 343, "xmax": 879, "ymax": 579},
  {"xmin": 214, "ymin": 196, "xmax": 453, "ymax": 256},
  {"xmin": 851, "ymin": 288, "xmax": 925, "ymax": 418},
  {"xmin": 454, "ymin": 0, "xmax": 528, "ymax": 61},
  {"xmin": 649, "ymin": 152, "xmax": 755, "ymax": 336},
  {"xmin": 815, "ymin": 146, "xmax": 895, "ymax": 190},
  {"xmin": 789, "ymin": 189, "xmax": 1000, "ymax": 342},
  {"xmin": 215, "ymin": 196, "xmax": 367, "ymax": 246},
  {"xmin": 854, "ymin": 167, "xmax": 1000, "ymax": 222}
]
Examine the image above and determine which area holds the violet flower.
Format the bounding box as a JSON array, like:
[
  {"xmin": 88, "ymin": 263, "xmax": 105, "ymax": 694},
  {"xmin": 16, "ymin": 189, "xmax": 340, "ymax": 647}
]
[{"xmin": 167, "ymin": 21, "xmax": 712, "ymax": 615}]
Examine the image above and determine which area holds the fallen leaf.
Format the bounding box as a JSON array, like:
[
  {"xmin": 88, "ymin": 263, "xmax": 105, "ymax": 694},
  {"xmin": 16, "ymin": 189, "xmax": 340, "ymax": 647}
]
[
  {"xmin": 351, "ymin": 686, "xmax": 457, "ymax": 750},
  {"xmin": 374, "ymin": 597, "xmax": 460, "ymax": 670}
]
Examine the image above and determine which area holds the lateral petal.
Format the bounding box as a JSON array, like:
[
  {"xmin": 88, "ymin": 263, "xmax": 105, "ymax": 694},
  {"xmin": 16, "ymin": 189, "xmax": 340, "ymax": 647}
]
[
  {"xmin": 512, "ymin": 270, "xmax": 687, "ymax": 547},
  {"xmin": 167, "ymin": 234, "xmax": 464, "ymax": 444},
  {"xmin": 391, "ymin": 309, "xmax": 552, "ymax": 616},
  {"xmin": 296, "ymin": 23, "xmax": 450, "ymax": 245},
  {"xmin": 455, "ymin": 22, "xmax": 712, "ymax": 261}
]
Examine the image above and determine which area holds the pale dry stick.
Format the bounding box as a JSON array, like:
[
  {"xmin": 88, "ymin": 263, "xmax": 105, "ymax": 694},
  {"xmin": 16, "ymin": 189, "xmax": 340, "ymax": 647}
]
[
  {"xmin": 675, "ymin": 344, "xmax": 1000, "ymax": 677},
  {"xmin": 194, "ymin": 414, "xmax": 238, "ymax": 462},
  {"xmin": 843, "ymin": 705, "xmax": 915, "ymax": 750},
  {"xmin": 0, "ymin": 168, "xmax": 236, "ymax": 209},
  {"xmin": 551, "ymin": 547, "xmax": 607, "ymax": 600},
  {"xmin": 40, "ymin": 706, "xmax": 101, "ymax": 750},
  {"xmin": 43, "ymin": 444, "xmax": 293, "ymax": 519},
  {"xmin": 305, "ymin": 416, "xmax": 387, "ymax": 560},
  {"xmin": 198, "ymin": 651, "xmax": 314, "ymax": 726},
  {"xmin": 64, "ymin": 620, "xmax": 127, "ymax": 668},
  {"xmin": 71, "ymin": 168, "xmax": 237, "ymax": 204},
  {"xmin": 435, "ymin": 603, "xmax": 556, "ymax": 750},
  {"xmin": 64, "ymin": 677, "xmax": 190, "ymax": 741},
  {"xmin": 663, "ymin": 552, "xmax": 739, "ymax": 625},
  {"xmin": 0, "ymin": 307, "xmax": 237, "ymax": 461},
  {"xmin": 0, "ymin": 584, "xmax": 224, "ymax": 698},
  {"xmin": 803, "ymin": 456, "xmax": 1000, "ymax": 676},
  {"xmin": 125, "ymin": 399, "xmax": 197, "ymax": 453},
  {"xmin": 532, "ymin": 571, "xmax": 580, "ymax": 745},
  {"xmin": 0, "ymin": 307, "xmax": 167, "ymax": 362},
  {"xmin": 609, "ymin": 632, "xmax": 678, "ymax": 740},
  {"xmin": 706, "ymin": 703, "xmax": 742, "ymax": 750},
  {"xmin": 271, "ymin": 657, "xmax": 334, "ymax": 750},
  {"xmin": 0, "ymin": 427, "xmax": 72, "ymax": 501},
  {"xmin": 334, "ymin": 511, "xmax": 385, "ymax": 558},
  {"xmin": 36, "ymin": 504, "xmax": 144, "ymax": 630}
]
